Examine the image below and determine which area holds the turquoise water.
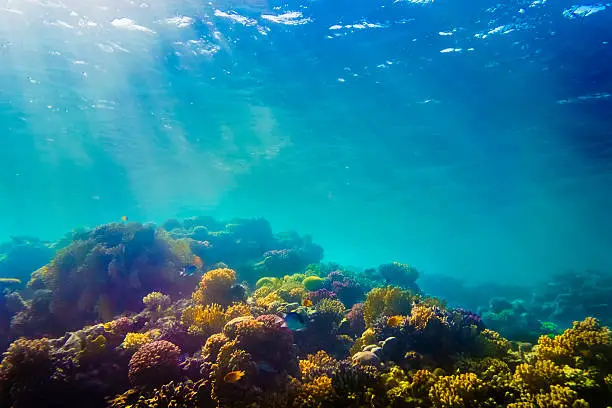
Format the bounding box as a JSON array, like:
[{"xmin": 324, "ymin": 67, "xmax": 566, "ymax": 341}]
[{"xmin": 1, "ymin": 0, "xmax": 612, "ymax": 285}]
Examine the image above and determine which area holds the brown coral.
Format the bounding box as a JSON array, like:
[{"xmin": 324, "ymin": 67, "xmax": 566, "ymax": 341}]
[
  {"xmin": 0, "ymin": 338, "xmax": 55, "ymax": 407},
  {"xmin": 128, "ymin": 340, "xmax": 181, "ymax": 387}
]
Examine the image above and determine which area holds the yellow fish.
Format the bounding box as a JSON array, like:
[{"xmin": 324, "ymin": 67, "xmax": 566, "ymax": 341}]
[
  {"xmin": 224, "ymin": 370, "xmax": 245, "ymax": 383},
  {"xmin": 302, "ymin": 299, "xmax": 313, "ymax": 307},
  {"xmin": 121, "ymin": 215, "xmax": 128, "ymax": 222},
  {"xmin": 386, "ymin": 315, "xmax": 404, "ymax": 328}
]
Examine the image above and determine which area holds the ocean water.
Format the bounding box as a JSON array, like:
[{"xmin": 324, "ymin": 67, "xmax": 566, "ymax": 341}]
[
  {"xmin": 1, "ymin": 0, "xmax": 612, "ymax": 288},
  {"xmin": 3, "ymin": 1, "xmax": 612, "ymax": 406}
]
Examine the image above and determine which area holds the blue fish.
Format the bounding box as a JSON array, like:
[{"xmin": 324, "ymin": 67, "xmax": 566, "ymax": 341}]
[
  {"xmin": 180, "ymin": 265, "xmax": 198, "ymax": 277},
  {"xmin": 282, "ymin": 312, "xmax": 307, "ymax": 331}
]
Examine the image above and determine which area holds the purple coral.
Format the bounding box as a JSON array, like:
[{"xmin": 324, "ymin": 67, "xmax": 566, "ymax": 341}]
[
  {"xmin": 454, "ymin": 308, "xmax": 485, "ymax": 331},
  {"xmin": 346, "ymin": 303, "xmax": 366, "ymax": 335},
  {"xmin": 306, "ymin": 289, "xmax": 337, "ymax": 304}
]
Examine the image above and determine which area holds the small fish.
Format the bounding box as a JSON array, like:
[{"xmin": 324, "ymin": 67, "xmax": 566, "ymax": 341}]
[
  {"xmin": 180, "ymin": 265, "xmax": 198, "ymax": 277},
  {"xmin": 386, "ymin": 315, "xmax": 404, "ymax": 328},
  {"xmin": 282, "ymin": 312, "xmax": 307, "ymax": 332},
  {"xmin": 224, "ymin": 370, "xmax": 245, "ymax": 383},
  {"xmin": 121, "ymin": 215, "xmax": 128, "ymax": 222},
  {"xmin": 193, "ymin": 255, "xmax": 203, "ymax": 269},
  {"xmin": 302, "ymin": 299, "xmax": 313, "ymax": 307},
  {"xmin": 256, "ymin": 361, "xmax": 278, "ymax": 374}
]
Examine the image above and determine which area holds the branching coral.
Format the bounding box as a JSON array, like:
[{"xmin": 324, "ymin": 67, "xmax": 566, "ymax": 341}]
[
  {"xmin": 429, "ymin": 372, "xmax": 485, "ymax": 408},
  {"xmin": 108, "ymin": 379, "xmax": 210, "ymax": 408},
  {"xmin": 363, "ymin": 286, "xmax": 416, "ymax": 327},
  {"xmin": 533, "ymin": 317, "xmax": 612, "ymax": 368},
  {"xmin": 122, "ymin": 330, "xmax": 161, "ymax": 352},
  {"xmin": 181, "ymin": 302, "xmax": 251, "ymax": 338}
]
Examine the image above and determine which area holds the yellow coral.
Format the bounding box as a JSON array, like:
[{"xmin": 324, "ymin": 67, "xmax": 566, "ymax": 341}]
[
  {"xmin": 316, "ymin": 298, "xmax": 346, "ymax": 320},
  {"xmin": 251, "ymin": 273, "xmax": 309, "ymax": 310},
  {"xmin": 142, "ymin": 291, "xmax": 171, "ymax": 311},
  {"xmin": 225, "ymin": 303, "xmax": 252, "ymax": 320},
  {"xmin": 182, "ymin": 303, "xmax": 227, "ymax": 336},
  {"xmin": 429, "ymin": 372, "xmax": 484, "ymax": 408},
  {"xmin": 299, "ymin": 351, "xmax": 337, "ymax": 382},
  {"xmin": 192, "ymin": 268, "xmax": 236, "ymax": 306},
  {"xmin": 82, "ymin": 334, "xmax": 107, "ymax": 357},
  {"xmin": 293, "ymin": 375, "xmax": 336, "ymax": 408},
  {"xmin": 534, "ymin": 317, "xmax": 612, "ymax": 367},
  {"xmin": 121, "ymin": 330, "xmax": 160, "ymax": 351},
  {"xmin": 363, "ymin": 286, "xmax": 416, "ymax": 327},
  {"xmin": 479, "ymin": 328, "xmax": 513, "ymax": 358},
  {"xmin": 383, "ymin": 367, "xmax": 436, "ymax": 407},
  {"xmin": 535, "ymin": 384, "xmax": 589, "ymax": 408},
  {"xmin": 408, "ymin": 304, "xmax": 447, "ymax": 331}
]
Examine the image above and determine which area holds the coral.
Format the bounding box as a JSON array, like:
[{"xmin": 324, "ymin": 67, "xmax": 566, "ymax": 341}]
[
  {"xmin": 0, "ymin": 338, "xmax": 55, "ymax": 407},
  {"xmin": 315, "ymin": 298, "xmax": 346, "ymax": 321},
  {"xmin": 181, "ymin": 302, "xmax": 251, "ymax": 338},
  {"xmin": 182, "ymin": 303, "xmax": 227, "ymax": 337},
  {"xmin": 142, "ymin": 292, "xmax": 171, "ymax": 311},
  {"xmin": 345, "ymin": 303, "xmax": 366, "ymax": 336},
  {"xmin": 21, "ymin": 222, "xmax": 196, "ymax": 335},
  {"xmin": 128, "ymin": 340, "xmax": 181, "ymax": 387},
  {"xmin": 363, "ymin": 286, "xmax": 416, "ymax": 327},
  {"xmin": 535, "ymin": 385, "xmax": 590, "ymax": 408},
  {"xmin": 209, "ymin": 310, "xmax": 298, "ymax": 407},
  {"xmin": 408, "ymin": 303, "xmax": 448, "ymax": 331},
  {"xmin": 305, "ymin": 289, "xmax": 337, "ymax": 304},
  {"xmin": 481, "ymin": 297, "xmax": 542, "ymax": 342},
  {"xmin": 252, "ymin": 273, "xmax": 308, "ymax": 310},
  {"xmin": 192, "ymin": 268, "xmax": 237, "ymax": 307},
  {"xmin": 122, "ymin": 330, "xmax": 161, "ymax": 352},
  {"xmin": 380, "ymin": 366, "xmax": 436, "ymax": 407},
  {"xmin": 378, "ymin": 262, "xmax": 420, "ymax": 291},
  {"xmin": 302, "ymin": 276, "xmax": 326, "ymax": 292},
  {"xmin": 533, "ymin": 317, "xmax": 612, "ymax": 368},
  {"xmin": 202, "ymin": 333, "xmax": 229, "ymax": 360},
  {"xmin": 254, "ymin": 238, "xmax": 323, "ymax": 278},
  {"xmin": 429, "ymin": 372, "xmax": 485, "ymax": 408},
  {"xmin": 256, "ymin": 277, "xmax": 277, "ymax": 289},
  {"xmin": 108, "ymin": 379, "xmax": 210, "ymax": 408}
]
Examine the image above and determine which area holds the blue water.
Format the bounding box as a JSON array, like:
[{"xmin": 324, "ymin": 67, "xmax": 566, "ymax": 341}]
[{"xmin": 1, "ymin": 0, "xmax": 611, "ymax": 285}]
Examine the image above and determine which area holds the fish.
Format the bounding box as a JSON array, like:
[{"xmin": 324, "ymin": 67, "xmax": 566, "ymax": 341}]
[
  {"xmin": 121, "ymin": 215, "xmax": 128, "ymax": 222},
  {"xmin": 302, "ymin": 299, "xmax": 313, "ymax": 307},
  {"xmin": 386, "ymin": 315, "xmax": 404, "ymax": 327},
  {"xmin": 256, "ymin": 361, "xmax": 278, "ymax": 374},
  {"xmin": 193, "ymin": 255, "xmax": 203, "ymax": 269},
  {"xmin": 180, "ymin": 265, "xmax": 198, "ymax": 277},
  {"xmin": 224, "ymin": 370, "xmax": 245, "ymax": 383},
  {"xmin": 282, "ymin": 312, "xmax": 307, "ymax": 331}
]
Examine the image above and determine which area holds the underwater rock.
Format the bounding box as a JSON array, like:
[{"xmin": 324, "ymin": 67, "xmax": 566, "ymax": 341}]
[
  {"xmin": 352, "ymin": 350, "xmax": 382, "ymax": 367},
  {"xmin": 381, "ymin": 336, "xmax": 399, "ymax": 356}
]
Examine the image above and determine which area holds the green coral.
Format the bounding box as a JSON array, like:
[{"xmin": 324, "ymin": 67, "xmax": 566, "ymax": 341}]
[{"xmin": 302, "ymin": 276, "xmax": 326, "ymax": 291}]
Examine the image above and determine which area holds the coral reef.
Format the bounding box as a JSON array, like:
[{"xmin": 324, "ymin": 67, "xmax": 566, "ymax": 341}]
[{"xmin": 0, "ymin": 216, "xmax": 612, "ymax": 408}]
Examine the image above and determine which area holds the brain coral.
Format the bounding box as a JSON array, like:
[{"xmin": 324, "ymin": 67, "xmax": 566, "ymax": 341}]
[{"xmin": 128, "ymin": 340, "xmax": 181, "ymax": 387}]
